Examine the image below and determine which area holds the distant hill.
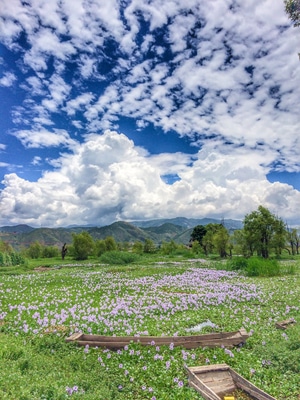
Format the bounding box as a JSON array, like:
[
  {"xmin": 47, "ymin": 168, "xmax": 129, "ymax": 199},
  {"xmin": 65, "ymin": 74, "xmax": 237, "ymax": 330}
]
[
  {"xmin": 0, "ymin": 217, "xmax": 243, "ymax": 250},
  {"xmin": 130, "ymin": 217, "xmax": 243, "ymax": 230},
  {"xmin": 0, "ymin": 224, "xmax": 35, "ymax": 234},
  {"xmin": 142, "ymin": 223, "xmax": 185, "ymax": 243},
  {"xmin": 88, "ymin": 221, "xmax": 149, "ymax": 243}
]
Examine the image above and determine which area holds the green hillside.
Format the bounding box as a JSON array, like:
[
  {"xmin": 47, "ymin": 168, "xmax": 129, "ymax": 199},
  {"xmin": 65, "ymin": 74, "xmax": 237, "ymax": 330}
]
[
  {"xmin": 87, "ymin": 221, "xmax": 149, "ymax": 243},
  {"xmin": 0, "ymin": 217, "xmax": 244, "ymax": 250}
]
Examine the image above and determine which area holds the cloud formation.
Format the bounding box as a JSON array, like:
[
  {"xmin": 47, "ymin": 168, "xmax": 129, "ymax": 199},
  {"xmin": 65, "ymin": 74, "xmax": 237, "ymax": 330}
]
[
  {"xmin": 0, "ymin": 0, "xmax": 300, "ymax": 226},
  {"xmin": 1, "ymin": 130, "xmax": 300, "ymax": 227}
]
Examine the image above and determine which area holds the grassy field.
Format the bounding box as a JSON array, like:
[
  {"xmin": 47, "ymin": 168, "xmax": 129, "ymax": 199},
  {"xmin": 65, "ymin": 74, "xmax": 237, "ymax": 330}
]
[{"xmin": 0, "ymin": 257, "xmax": 299, "ymax": 399}]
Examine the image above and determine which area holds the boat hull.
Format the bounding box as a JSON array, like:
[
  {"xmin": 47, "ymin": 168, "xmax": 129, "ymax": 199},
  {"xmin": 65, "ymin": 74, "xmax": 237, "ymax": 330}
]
[{"xmin": 66, "ymin": 328, "xmax": 249, "ymax": 350}]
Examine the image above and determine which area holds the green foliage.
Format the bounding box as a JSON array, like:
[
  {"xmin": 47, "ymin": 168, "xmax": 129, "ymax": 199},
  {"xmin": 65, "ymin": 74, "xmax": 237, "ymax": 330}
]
[
  {"xmin": 0, "ymin": 259, "xmax": 299, "ymax": 399},
  {"xmin": 245, "ymin": 257, "xmax": 281, "ymax": 277},
  {"xmin": 286, "ymin": 228, "xmax": 300, "ymax": 255},
  {"xmin": 0, "ymin": 251, "xmax": 26, "ymax": 267},
  {"xmin": 225, "ymin": 256, "xmax": 291, "ymax": 277},
  {"xmin": 213, "ymin": 225, "xmax": 230, "ymax": 257},
  {"xmin": 243, "ymin": 206, "xmax": 287, "ymax": 258},
  {"xmin": 191, "ymin": 240, "xmax": 201, "ymax": 254},
  {"xmin": 143, "ymin": 238, "xmax": 156, "ymax": 253},
  {"xmin": 200, "ymin": 223, "xmax": 230, "ymax": 258},
  {"xmin": 99, "ymin": 250, "xmax": 140, "ymax": 265},
  {"xmin": 72, "ymin": 231, "xmax": 95, "ymax": 260},
  {"xmin": 230, "ymin": 229, "xmax": 248, "ymax": 256},
  {"xmin": 190, "ymin": 225, "xmax": 207, "ymax": 245},
  {"xmin": 94, "ymin": 237, "xmax": 118, "ymax": 256},
  {"xmin": 285, "ymin": 0, "xmax": 300, "ymax": 26},
  {"xmin": 42, "ymin": 246, "xmax": 60, "ymax": 258},
  {"xmin": 160, "ymin": 240, "xmax": 178, "ymax": 255},
  {"xmin": 26, "ymin": 241, "xmax": 43, "ymax": 259},
  {"xmin": 104, "ymin": 236, "xmax": 118, "ymax": 251},
  {"xmin": 94, "ymin": 239, "xmax": 107, "ymax": 256},
  {"xmin": 132, "ymin": 241, "xmax": 144, "ymax": 254},
  {"xmin": 225, "ymin": 257, "xmax": 249, "ymax": 271},
  {"xmin": 0, "ymin": 241, "xmax": 13, "ymax": 253},
  {"xmin": 252, "ymin": 325, "xmax": 300, "ymax": 374}
]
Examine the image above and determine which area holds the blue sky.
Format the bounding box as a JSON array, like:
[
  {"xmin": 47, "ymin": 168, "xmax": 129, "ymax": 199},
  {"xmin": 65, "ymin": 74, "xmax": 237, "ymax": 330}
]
[{"xmin": 0, "ymin": 0, "xmax": 300, "ymax": 227}]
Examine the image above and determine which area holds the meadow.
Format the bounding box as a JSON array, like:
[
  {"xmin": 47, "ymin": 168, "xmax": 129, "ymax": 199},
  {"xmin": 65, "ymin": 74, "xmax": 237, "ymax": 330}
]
[{"xmin": 0, "ymin": 258, "xmax": 299, "ymax": 400}]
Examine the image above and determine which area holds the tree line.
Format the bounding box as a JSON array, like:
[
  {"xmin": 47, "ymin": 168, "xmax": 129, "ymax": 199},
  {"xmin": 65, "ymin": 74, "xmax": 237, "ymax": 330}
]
[
  {"xmin": 0, "ymin": 206, "xmax": 299, "ymax": 265},
  {"xmin": 190, "ymin": 206, "xmax": 299, "ymax": 258}
]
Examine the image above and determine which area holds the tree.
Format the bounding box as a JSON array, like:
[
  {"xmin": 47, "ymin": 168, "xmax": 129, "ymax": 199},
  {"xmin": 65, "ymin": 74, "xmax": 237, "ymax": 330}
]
[
  {"xmin": 230, "ymin": 229, "xmax": 248, "ymax": 256},
  {"xmin": 191, "ymin": 240, "xmax": 202, "ymax": 255},
  {"xmin": 202, "ymin": 223, "xmax": 226, "ymax": 256},
  {"xmin": 285, "ymin": 0, "xmax": 300, "ymax": 26},
  {"xmin": 190, "ymin": 225, "xmax": 207, "ymax": 247},
  {"xmin": 143, "ymin": 239, "xmax": 156, "ymax": 253},
  {"xmin": 286, "ymin": 228, "xmax": 300, "ymax": 255},
  {"xmin": 95, "ymin": 239, "xmax": 107, "ymax": 256},
  {"xmin": 61, "ymin": 243, "xmax": 67, "ymax": 260},
  {"xmin": 243, "ymin": 206, "xmax": 286, "ymax": 258},
  {"xmin": 42, "ymin": 245, "xmax": 60, "ymax": 258},
  {"xmin": 72, "ymin": 232, "xmax": 95, "ymax": 260},
  {"xmin": 104, "ymin": 236, "xmax": 118, "ymax": 252},
  {"xmin": 132, "ymin": 241, "xmax": 144, "ymax": 254},
  {"xmin": 0, "ymin": 241, "xmax": 13, "ymax": 253},
  {"xmin": 213, "ymin": 225, "xmax": 230, "ymax": 258},
  {"xmin": 26, "ymin": 241, "xmax": 42, "ymax": 259},
  {"xmin": 160, "ymin": 240, "xmax": 178, "ymax": 255}
]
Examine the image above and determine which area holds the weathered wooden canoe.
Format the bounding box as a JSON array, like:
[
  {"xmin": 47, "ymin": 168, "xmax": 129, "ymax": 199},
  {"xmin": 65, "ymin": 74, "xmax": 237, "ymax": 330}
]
[
  {"xmin": 66, "ymin": 328, "xmax": 249, "ymax": 350},
  {"xmin": 275, "ymin": 318, "xmax": 296, "ymax": 330},
  {"xmin": 186, "ymin": 364, "xmax": 276, "ymax": 400}
]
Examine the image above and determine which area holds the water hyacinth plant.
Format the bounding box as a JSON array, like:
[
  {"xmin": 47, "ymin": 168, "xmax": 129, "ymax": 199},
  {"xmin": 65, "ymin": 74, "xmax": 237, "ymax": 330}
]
[{"xmin": 0, "ymin": 260, "xmax": 299, "ymax": 399}]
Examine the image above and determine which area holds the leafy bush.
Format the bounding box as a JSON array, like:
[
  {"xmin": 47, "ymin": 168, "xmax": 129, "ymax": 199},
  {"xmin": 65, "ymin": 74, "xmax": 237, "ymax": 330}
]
[
  {"xmin": 72, "ymin": 232, "xmax": 94, "ymax": 260},
  {"xmin": 99, "ymin": 250, "xmax": 140, "ymax": 265},
  {"xmin": 26, "ymin": 241, "xmax": 43, "ymax": 259},
  {"xmin": 42, "ymin": 246, "xmax": 60, "ymax": 258},
  {"xmin": 0, "ymin": 251, "xmax": 26, "ymax": 267}
]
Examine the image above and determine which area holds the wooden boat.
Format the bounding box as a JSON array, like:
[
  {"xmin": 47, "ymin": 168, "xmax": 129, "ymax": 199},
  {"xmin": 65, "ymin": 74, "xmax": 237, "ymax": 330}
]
[
  {"xmin": 66, "ymin": 328, "xmax": 249, "ymax": 350},
  {"xmin": 275, "ymin": 318, "xmax": 296, "ymax": 330},
  {"xmin": 186, "ymin": 364, "xmax": 276, "ymax": 400}
]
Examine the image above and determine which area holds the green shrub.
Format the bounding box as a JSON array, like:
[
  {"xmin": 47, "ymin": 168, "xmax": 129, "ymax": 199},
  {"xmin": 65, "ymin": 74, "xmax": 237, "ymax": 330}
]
[
  {"xmin": 42, "ymin": 246, "xmax": 60, "ymax": 258},
  {"xmin": 10, "ymin": 252, "xmax": 26, "ymax": 265},
  {"xmin": 0, "ymin": 251, "xmax": 26, "ymax": 267},
  {"xmin": 99, "ymin": 250, "xmax": 140, "ymax": 265}
]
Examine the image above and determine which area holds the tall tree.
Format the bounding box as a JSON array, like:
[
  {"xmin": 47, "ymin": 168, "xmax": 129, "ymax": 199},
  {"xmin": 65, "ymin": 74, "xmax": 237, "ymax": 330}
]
[
  {"xmin": 72, "ymin": 231, "xmax": 94, "ymax": 260},
  {"xmin": 201, "ymin": 223, "xmax": 229, "ymax": 257},
  {"xmin": 243, "ymin": 206, "xmax": 286, "ymax": 258},
  {"xmin": 143, "ymin": 239, "xmax": 156, "ymax": 253},
  {"xmin": 285, "ymin": 0, "xmax": 300, "ymax": 26},
  {"xmin": 213, "ymin": 225, "xmax": 230, "ymax": 258},
  {"xmin": 190, "ymin": 225, "xmax": 207, "ymax": 246},
  {"xmin": 286, "ymin": 228, "xmax": 300, "ymax": 255}
]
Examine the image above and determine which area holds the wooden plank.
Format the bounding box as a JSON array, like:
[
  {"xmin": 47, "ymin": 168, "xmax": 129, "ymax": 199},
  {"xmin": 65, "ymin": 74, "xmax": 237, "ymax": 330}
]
[
  {"xmin": 189, "ymin": 364, "xmax": 229, "ymax": 373},
  {"xmin": 201, "ymin": 370, "xmax": 232, "ymax": 383},
  {"xmin": 201, "ymin": 371, "xmax": 236, "ymax": 395}
]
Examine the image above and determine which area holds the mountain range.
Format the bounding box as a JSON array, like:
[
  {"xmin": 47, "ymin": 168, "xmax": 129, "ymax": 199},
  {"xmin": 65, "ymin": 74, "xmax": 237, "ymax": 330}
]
[{"xmin": 0, "ymin": 217, "xmax": 243, "ymax": 250}]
